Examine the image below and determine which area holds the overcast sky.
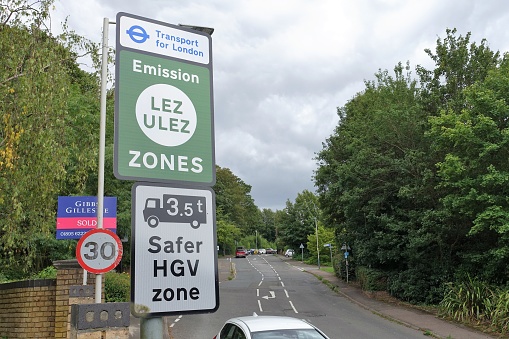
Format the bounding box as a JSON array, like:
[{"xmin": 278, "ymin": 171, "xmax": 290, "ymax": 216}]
[{"xmin": 51, "ymin": 0, "xmax": 509, "ymax": 211}]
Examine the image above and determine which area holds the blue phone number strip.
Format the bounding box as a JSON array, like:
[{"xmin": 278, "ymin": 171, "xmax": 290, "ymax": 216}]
[{"xmin": 56, "ymin": 228, "xmax": 117, "ymax": 240}]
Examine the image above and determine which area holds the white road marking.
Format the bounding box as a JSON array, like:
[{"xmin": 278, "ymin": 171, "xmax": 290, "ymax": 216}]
[
  {"xmin": 262, "ymin": 291, "xmax": 275, "ymax": 299},
  {"xmin": 258, "ymin": 300, "xmax": 263, "ymax": 312},
  {"xmin": 169, "ymin": 315, "xmax": 182, "ymax": 327},
  {"xmin": 289, "ymin": 301, "xmax": 298, "ymax": 313}
]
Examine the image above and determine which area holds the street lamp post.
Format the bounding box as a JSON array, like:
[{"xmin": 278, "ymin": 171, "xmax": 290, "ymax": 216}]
[{"xmin": 314, "ymin": 217, "xmax": 320, "ymax": 270}]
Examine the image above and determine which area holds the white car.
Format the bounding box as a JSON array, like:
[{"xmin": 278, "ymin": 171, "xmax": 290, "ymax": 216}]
[
  {"xmin": 258, "ymin": 248, "xmax": 266, "ymax": 254},
  {"xmin": 285, "ymin": 249, "xmax": 294, "ymax": 257},
  {"xmin": 214, "ymin": 315, "xmax": 329, "ymax": 339}
]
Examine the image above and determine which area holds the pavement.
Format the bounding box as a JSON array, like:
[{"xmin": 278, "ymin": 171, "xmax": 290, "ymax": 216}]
[{"xmin": 129, "ymin": 256, "xmax": 500, "ymax": 338}]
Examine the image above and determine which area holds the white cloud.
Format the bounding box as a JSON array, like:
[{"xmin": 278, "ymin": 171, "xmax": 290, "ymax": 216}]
[{"xmin": 50, "ymin": 0, "xmax": 509, "ymax": 210}]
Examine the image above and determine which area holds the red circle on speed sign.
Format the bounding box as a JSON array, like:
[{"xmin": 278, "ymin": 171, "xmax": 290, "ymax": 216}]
[{"xmin": 76, "ymin": 228, "xmax": 123, "ymax": 274}]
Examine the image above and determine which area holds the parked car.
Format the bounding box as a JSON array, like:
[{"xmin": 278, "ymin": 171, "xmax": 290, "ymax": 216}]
[
  {"xmin": 285, "ymin": 249, "xmax": 294, "ymax": 257},
  {"xmin": 258, "ymin": 248, "xmax": 266, "ymax": 254},
  {"xmin": 214, "ymin": 314, "xmax": 329, "ymax": 339},
  {"xmin": 236, "ymin": 247, "xmax": 247, "ymax": 258},
  {"xmin": 266, "ymin": 248, "xmax": 276, "ymax": 254}
]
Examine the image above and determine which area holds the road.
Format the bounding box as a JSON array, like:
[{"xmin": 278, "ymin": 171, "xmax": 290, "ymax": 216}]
[{"xmin": 166, "ymin": 255, "xmax": 430, "ymax": 338}]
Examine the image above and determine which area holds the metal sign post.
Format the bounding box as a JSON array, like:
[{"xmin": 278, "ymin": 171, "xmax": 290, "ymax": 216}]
[
  {"xmin": 324, "ymin": 244, "xmax": 333, "ymax": 267},
  {"xmin": 94, "ymin": 17, "xmax": 114, "ymax": 304}
]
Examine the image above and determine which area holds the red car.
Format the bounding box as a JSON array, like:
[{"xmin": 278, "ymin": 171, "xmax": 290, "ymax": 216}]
[{"xmin": 235, "ymin": 247, "xmax": 247, "ymax": 258}]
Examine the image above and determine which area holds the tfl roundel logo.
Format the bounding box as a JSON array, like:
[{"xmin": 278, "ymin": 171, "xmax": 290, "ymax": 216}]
[{"xmin": 126, "ymin": 25, "xmax": 150, "ymax": 43}]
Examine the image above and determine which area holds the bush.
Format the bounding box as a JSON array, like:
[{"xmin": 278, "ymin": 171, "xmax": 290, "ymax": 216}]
[
  {"xmin": 333, "ymin": 254, "xmax": 355, "ymax": 281},
  {"xmin": 356, "ymin": 266, "xmax": 387, "ymax": 291},
  {"xmin": 492, "ymin": 290, "xmax": 509, "ymax": 334},
  {"xmin": 31, "ymin": 266, "xmax": 57, "ymax": 279},
  {"xmin": 104, "ymin": 271, "xmax": 130, "ymax": 302},
  {"xmin": 387, "ymin": 267, "xmax": 448, "ymax": 304},
  {"xmin": 439, "ymin": 278, "xmax": 509, "ymax": 334},
  {"xmin": 439, "ymin": 275, "xmax": 497, "ymax": 323}
]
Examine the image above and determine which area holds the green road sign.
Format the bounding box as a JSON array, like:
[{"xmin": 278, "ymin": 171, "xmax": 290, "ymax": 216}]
[{"xmin": 114, "ymin": 13, "xmax": 215, "ymax": 185}]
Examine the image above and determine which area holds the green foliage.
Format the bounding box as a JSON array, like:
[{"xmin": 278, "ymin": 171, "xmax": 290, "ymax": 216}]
[
  {"xmin": 388, "ymin": 266, "xmax": 449, "ymax": 304},
  {"xmin": 333, "ymin": 253, "xmax": 355, "ymax": 281},
  {"xmin": 0, "ymin": 0, "xmax": 101, "ymax": 277},
  {"xmin": 278, "ymin": 190, "xmax": 320, "ymax": 252},
  {"xmin": 259, "ymin": 208, "xmax": 277, "ymax": 242},
  {"xmin": 30, "ymin": 266, "xmax": 57, "ymax": 279},
  {"xmin": 356, "ymin": 266, "xmax": 387, "ymax": 291},
  {"xmin": 216, "ymin": 217, "xmax": 242, "ymax": 255},
  {"xmin": 439, "ymin": 276, "xmax": 497, "ymax": 324},
  {"xmin": 238, "ymin": 234, "xmax": 275, "ymax": 251},
  {"xmin": 314, "ymin": 28, "xmax": 507, "ymax": 305},
  {"xmin": 492, "ymin": 290, "xmax": 509, "ymax": 334},
  {"xmin": 104, "ymin": 272, "xmax": 130, "ymax": 302},
  {"xmin": 214, "ymin": 166, "xmax": 262, "ymax": 234},
  {"xmin": 306, "ymin": 223, "xmax": 335, "ymax": 264}
]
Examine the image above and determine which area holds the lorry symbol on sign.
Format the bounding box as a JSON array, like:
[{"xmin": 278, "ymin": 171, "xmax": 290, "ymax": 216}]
[{"xmin": 143, "ymin": 194, "xmax": 206, "ymax": 229}]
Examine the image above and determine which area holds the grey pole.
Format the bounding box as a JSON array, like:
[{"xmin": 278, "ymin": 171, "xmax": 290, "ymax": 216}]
[
  {"xmin": 314, "ymin": 218, "xmax": 320, "ymax": 269},
  {"xmin": 141, "ymin": 317, "xmax": 164, "ymax": 338},
  {"xmin": 95, "ymin": 16, "xmax": 110, "ymax": 304},
  {"xmin": 346, "ymin": 258, "xmax": 349, "ymax": 283}
]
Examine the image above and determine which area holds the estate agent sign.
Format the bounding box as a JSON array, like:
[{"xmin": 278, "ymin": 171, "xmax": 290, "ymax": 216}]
[
  {"xmin": 56, "ymin": 196, "xmax": 117, "ymax": 239},
  {"xmin": 114, "ymin": 12, "xmax": 215, "ymax": 185}
]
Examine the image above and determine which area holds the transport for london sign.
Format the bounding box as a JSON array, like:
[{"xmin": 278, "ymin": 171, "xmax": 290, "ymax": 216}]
[{"xmin": 114, "ymin": 13, "xmax": 215, "ymax": 185}]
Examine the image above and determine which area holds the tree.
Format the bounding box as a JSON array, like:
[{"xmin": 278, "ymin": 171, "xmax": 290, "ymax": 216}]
[
  {"xmin": 417, "ymin": 28, "xmax": 499, "ymax": 115},
  {"xmin": 306, "ymin": 223, "xmax": 335, "ymax": 264},
  {"xmin": 0, "ymin": 0, "xmax": 100, "ymax": 276},
  {"xmin": 315, "ymin": 62, "xmax": 428, "ymax": 272},
  {"xmin": 216, "ymin": 217, "xmax": 241, "ymax": 256},
  {"xmin": 314, "ymin": 29, "xmax": 505, "ymax": 303},
  {"xmin": 278, "ymin": 190, "xmax": 319, "ymax": 252},
  {"xmin": 427, "ymin": 55, "xmax": 509, "ymax": 282},
  {"xmin": 259, "ymin": 208, "xmax": 276, "ymax": 242},
  {"xmin": 214, "ymin": 166, "xmax": 261, "ymax": 233}
]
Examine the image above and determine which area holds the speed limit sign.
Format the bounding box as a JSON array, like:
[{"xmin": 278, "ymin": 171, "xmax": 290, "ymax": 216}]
[{"xmin": 76, "ymin": 228, "xmax": 123, "ymax": 274}]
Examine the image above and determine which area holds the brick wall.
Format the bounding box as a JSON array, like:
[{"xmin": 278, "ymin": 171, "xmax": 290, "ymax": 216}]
[
  {"xmin": 0, "ymin": 279, "xmax": 56, "ymax": 338},
  {"xmin": 0, "ymin": 259, "xmax": 101, "ymax": 339}
]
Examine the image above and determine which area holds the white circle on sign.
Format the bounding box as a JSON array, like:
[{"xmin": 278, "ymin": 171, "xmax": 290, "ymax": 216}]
[
  {"xmin": 76, "ymin": 229, "xmax": 123, "ymax": 274},
  {"xmin": 136, "ymin": 84, "xmax": 197, "ymax": 146}
]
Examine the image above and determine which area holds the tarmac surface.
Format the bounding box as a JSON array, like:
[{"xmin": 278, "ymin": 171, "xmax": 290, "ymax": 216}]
[
  {"xmin": 276, "ymin": 255, "xmax": 498, "ymax": 339},
  {"xmin": 130, "ymin": 255, "xmax": 500, "ymax": 339}
]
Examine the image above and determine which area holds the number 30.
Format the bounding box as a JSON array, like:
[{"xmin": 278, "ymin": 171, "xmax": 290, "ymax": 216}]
[{"xmin": 84, "ymin": 241, "xmax": 116, "ymax": 260}]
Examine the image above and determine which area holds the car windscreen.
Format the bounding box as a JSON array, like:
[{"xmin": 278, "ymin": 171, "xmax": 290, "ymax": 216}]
[{"xmin": 251, "ymin": 329, "xmax": 327, "ymax": 339}]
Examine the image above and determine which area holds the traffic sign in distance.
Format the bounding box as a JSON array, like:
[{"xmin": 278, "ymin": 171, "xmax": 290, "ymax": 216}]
[{"xmin": 76, "ymin": 228, "xmax": 123, "ymax": 274}]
